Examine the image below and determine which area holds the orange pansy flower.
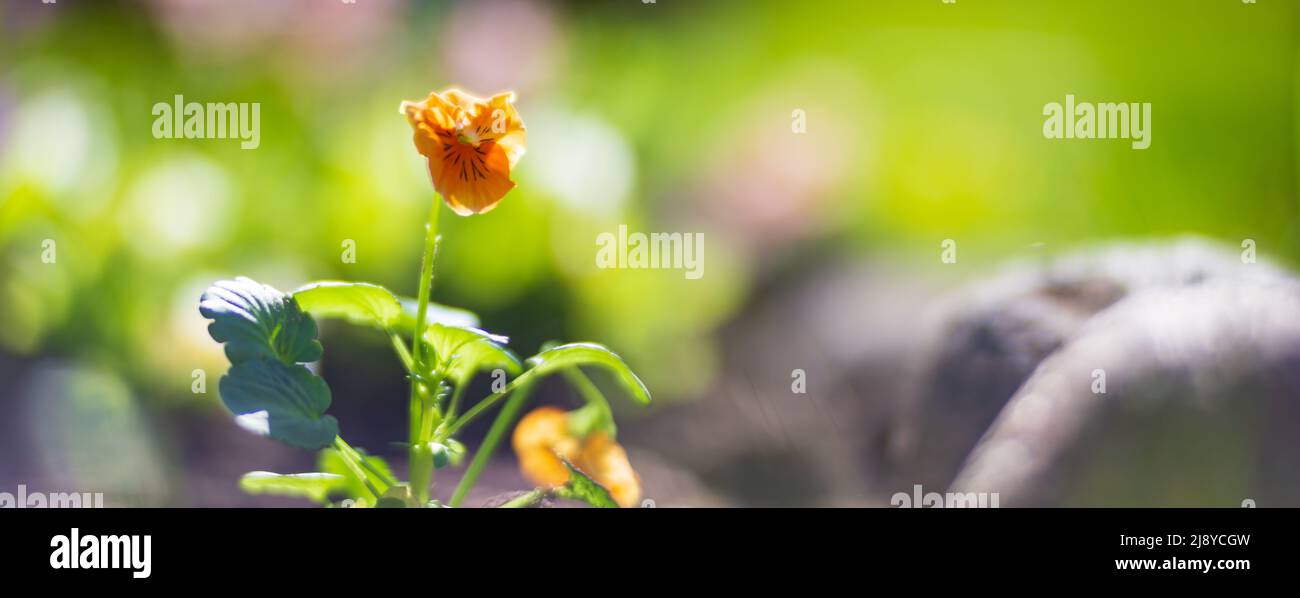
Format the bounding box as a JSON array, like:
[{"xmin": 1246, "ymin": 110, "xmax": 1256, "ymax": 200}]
[
  {"xmin": 511, "ymin": 406, "xmax": 642, "ymax": 507},
  {"xmin": 400, "ymin": 88, "xmax": 527, "ymax": 216}
]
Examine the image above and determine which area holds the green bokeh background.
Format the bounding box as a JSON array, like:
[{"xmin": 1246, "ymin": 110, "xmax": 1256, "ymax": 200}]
[{"xmin": 0, "ymin": 0, "xmax": 1295, "ymax": 505}]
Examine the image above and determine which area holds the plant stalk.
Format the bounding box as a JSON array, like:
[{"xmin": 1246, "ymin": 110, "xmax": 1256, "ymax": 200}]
[
  {"xmin": 390, "ymin": 333, "xmax": 415, "ymax": 373},
  {"xmin": 411, "ymin": 198, "xmax": 442, "ymax": 371},
  {"xmin": 449, "ymin": 379, "xmax": 536, "ymax": 507},
  {"xmin": 408, "ymin": 197, "xmax": 442, "ymax": 505},
  {"xmin": 336, "ymin": 436, "xmax": 399, "ymax": 488},
  {"xmin": 333, "ymin": 437, "xmax": 382, "ymax": 502}
]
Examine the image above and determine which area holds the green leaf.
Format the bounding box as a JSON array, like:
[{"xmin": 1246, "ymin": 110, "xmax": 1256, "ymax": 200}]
[
  {"xmin": 201, "ymin": 277, "xmax": 341, "ymax": 452},
  {"xmin": 199, "ymin": 277, "xmax": 322, "ymax": 365},
  {"xmin": 568, "ymin": 400, "xmax": 615, "ymax": 439},
  {"xmin": 319, "ymin": 448, "xmax": 396, "ymax": 501},
  {"xmin": 563, "ymin": 368, "xmax": 617, "ymax": 439},
  {"xmin": 238, "ymin": 471, "xmax": 345, "ymax": 505},
  {"xmin": 293, "ymin": 281, "xmax": 403, "ymax": 330},
  {"xmin": 425, "ymin": 324, "xmax": 522, "ymax": 386},
  {"xmin": 442, "ymin": 342, "xmax": 650, "ymax": 440},
  {"xmin": 397, "ymin": 297, "xmax": 480, "ymax": 331},
  {"xmin": 220, "ymin": 359, "xmax": 339, "ymax": 450},
  {"xmin": 526, "ymin": 343, "xmax": 651, "ymax": 405},
  {"xmin": 554, "ymin": 458, "xmax": 618, "ymax": 508}
]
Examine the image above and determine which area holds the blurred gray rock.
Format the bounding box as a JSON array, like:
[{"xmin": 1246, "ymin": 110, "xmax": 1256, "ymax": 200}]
[
  {"xmin": 630, "ymin": 237, "xmax": 1300, "ymax": 506},
  {"xmin": 952, "ymin": 275, "xmax": 1300, "ymax": 506},
  {"xmin": 900, "ymin": 239, "xmax": 1270, "ymax": 484}
]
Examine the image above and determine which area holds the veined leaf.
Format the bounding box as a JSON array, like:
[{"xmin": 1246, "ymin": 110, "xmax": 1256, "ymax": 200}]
[
  {"xmin": 554, "ymin": 458, "xmax": 618, "ymax": 508},
  {"xmin": 290, "ymin": 280, "xmax": 481, "ymax": 340},
  {"xmin": 239, "ymin": 471, "xmax": 345, "ymax": 505},
  {"xmin": 202, "ymin": 277, "xmax": 341, "ymax": 451},
  {"xmin": 526, "ymin": 343, "xmax": 651, "ymax": 405},
  {"xmin": 444, "ymin": 342, "xmax": 649, "ymax": 439},
  {"xmin": 199, "ymin": 277, "xmax": 322, "ymax": 365},
  {"xmin": 220, "ymin": 359, "xmax": 339, "ymax": 450},
  {"xmin": 425, "ymin": 324, "xmax": 521, "ymax": 386},
  {"xmin": 293, "ymin": 281, "xmax": 403, "ymax": 330},
  {"xmin": 397, "ymin": 297, "xmax": 480, "ymax": 331}
]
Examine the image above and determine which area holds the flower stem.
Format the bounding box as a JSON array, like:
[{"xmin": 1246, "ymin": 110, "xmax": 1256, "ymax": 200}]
[
  {"xmin": 408, "ymin": 197, "xmax": 442, "ymax": 506},
  {"xmin": 336, "ymin": 436, "xmax": 399, "ymax": 488},
  {"xmin": 333, "ymin": 437, "xmax": 382, "ymax": 502},
  {"xmin": 449, "ymin": 379, "xmax": 536, "ymax": 507},
  {"xmin": 411, "ymin": 197, "xmax": 442, "ymax": 368},
  {"xmin": 390, "ymin": 333, "xmax": 414, "ymax": 373},
  {"xmin": 446, "ymin": 383, "xmax": 467, "ymax": 420},
  {"xmin": 442, "ymin": 370, "xmax": 531, "ymax": 439}
]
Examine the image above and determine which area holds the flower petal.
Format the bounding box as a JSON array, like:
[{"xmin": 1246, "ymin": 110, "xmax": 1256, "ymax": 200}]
[
  {"xmin": 431, "ymin": 140, "xmax": 515, "ymax": 215},
  {"xmin": 578, "ymin": 432, "xmax": 642, "ymax": 508},
  {"xmin": 512, "ymin": 407, "xmax": 578, "ymax": 487},
  {"xmin": 400, "ymin": 88, "xmax": 526, "ymax": 215},
  {"xmin": 473, "ymin": 92, "xmax": 527, "ymax": 169}
]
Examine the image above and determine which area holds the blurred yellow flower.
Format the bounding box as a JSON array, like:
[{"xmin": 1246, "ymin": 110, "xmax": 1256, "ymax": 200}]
[
  {"xmin": 511, "ymin": 407, "xmax": 577, "ymax": 486},
  {"xmin": 511, "ymin": 406, "xmax": 641, "ymax": 507},
  {"xmin": 400, "ymin": 88, "xmax": 526, "ymax": 215}
]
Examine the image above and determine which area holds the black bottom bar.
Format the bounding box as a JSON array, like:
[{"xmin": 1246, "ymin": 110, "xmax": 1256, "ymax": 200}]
[{"xmin": 0, "ymin": 507, "xmax": 1287, "ymax": 588}]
